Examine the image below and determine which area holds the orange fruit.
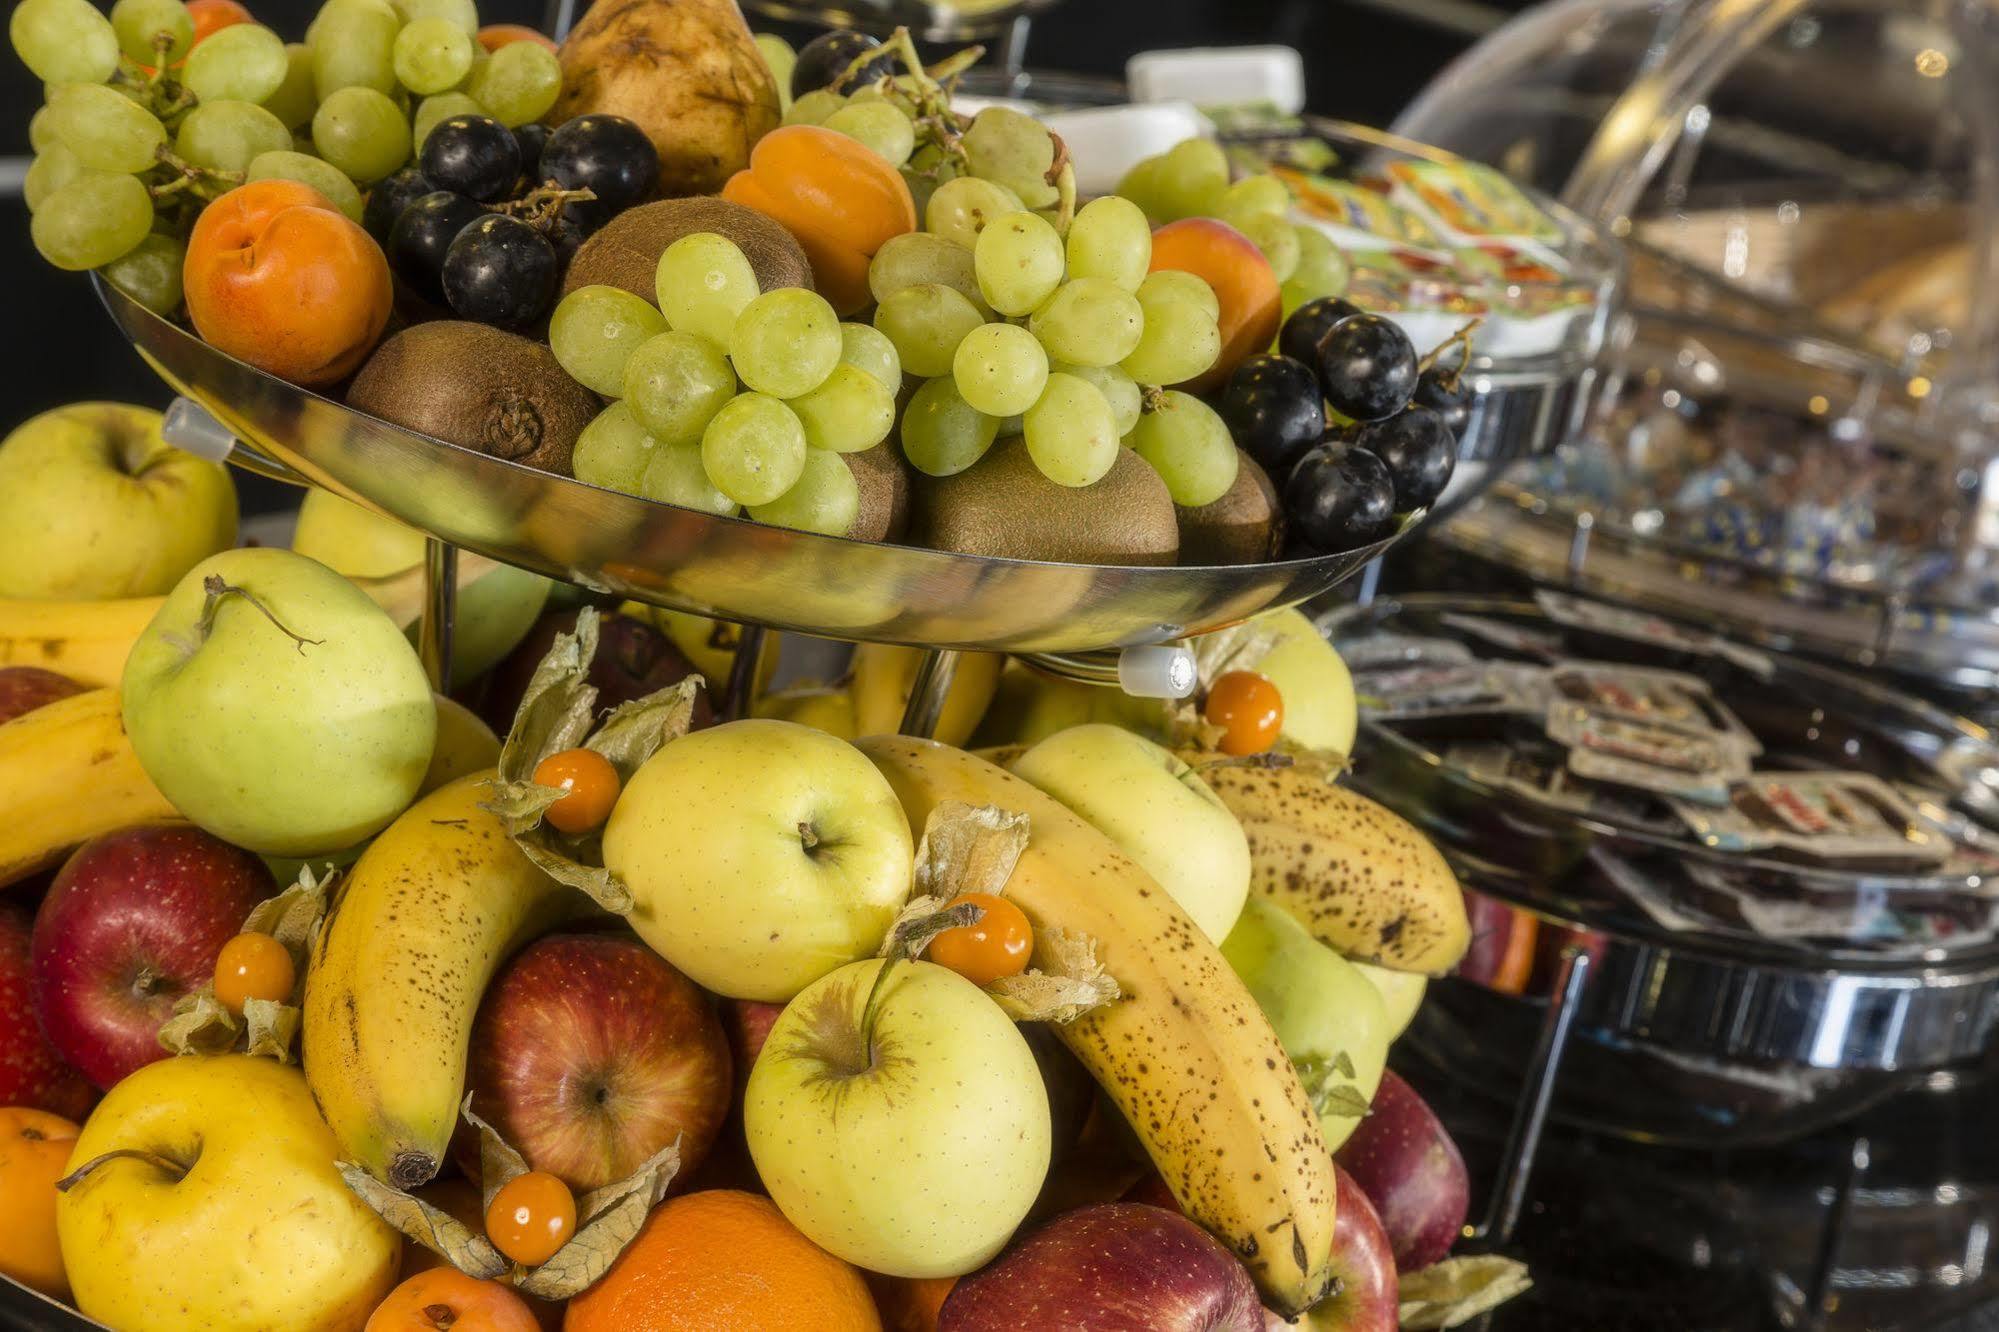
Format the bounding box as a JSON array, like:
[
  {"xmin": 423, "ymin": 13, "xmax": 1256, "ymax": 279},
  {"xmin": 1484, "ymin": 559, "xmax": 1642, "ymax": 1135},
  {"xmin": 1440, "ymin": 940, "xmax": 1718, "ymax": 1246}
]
[
  {"xmin": 563, "ymin": 1190, "xmax": 880, "ymax": 1332},
  {"xmin": 868, "ymin": 1274, "xmax": 955, "ymax": 1332},
  {"xmin": 367, "ymin": 1267, "xmax": 541, "ymax": 1332},
  {"xmin": 0, "ymin": 1106, "xmax": 80, "ymax": 1298}
]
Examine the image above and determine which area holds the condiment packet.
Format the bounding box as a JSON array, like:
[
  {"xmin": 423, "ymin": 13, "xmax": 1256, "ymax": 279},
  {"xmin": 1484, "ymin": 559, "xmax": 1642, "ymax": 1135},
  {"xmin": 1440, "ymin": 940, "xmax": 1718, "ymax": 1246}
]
[
  {"xmin": 1436, "ymin": 612, "xmax": 1564, "ymax": 660},
  {"xmin": 1380, "ymin": 159, "xmax": 1565, "ymax": 249},
  {"xmin": 1359, "ymin": 661, "xmax": 1550, "ymax": 721},
  {"xmin": 1548, "ymin": 662, "xmax": 1761, "ymax": 756},
  {"xmin": 1547, "ymin": 705, "xmax": 1749, "ymax": 803},
  {"xmin": 1533, "ymin": 590, "xmax": 1776, "ymax": 679},
  {"xmin": 1446, "ymin": 742, "xmax": 1598, "ymax": 812},
  {"xmin": 1669, "ymin": 773, "xmax": 1954, "ymax": 866},
  {"xmin": 1278, "ymin": 169, "xmax": 1448, "ymax": 251},
  {"xmin": 1336, "ymin": 632, "xmax": 1474, "ymax": 672}
]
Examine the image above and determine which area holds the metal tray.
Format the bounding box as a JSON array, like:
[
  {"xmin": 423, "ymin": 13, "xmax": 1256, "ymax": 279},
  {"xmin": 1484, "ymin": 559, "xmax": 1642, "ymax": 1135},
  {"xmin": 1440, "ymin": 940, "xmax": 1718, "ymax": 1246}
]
[{"xmin": 98, "ymin": 275, "xmax": 1424, "ymax": 655}]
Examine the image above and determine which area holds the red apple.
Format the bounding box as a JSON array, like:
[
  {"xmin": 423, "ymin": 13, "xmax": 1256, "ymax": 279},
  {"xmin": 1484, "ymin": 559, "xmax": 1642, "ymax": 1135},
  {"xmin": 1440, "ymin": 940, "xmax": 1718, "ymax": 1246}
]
[
  {"xmin": 1308, "ymin": 1165, "xmax": 1398, "ymax": 1331},
  {"xmin": 722, "ymin": 997, "xmax": 782, "ymax": 1088},
  {"xmin": 1334, "ymin": 1069, "xmax": 1468, "ymax": 1271},
  {"xmin": 463, "ymin": 933, "xmax": 732, "ymax": 1193},
  {"xmin": 1453, "ymin": 890, "xmax": 1538, "ymax": 995},
  {"xmin": 0, "ymin": 667, "xmax": 86, "ymax": 725},
  {"xmin": 477, "ymin": 609, "xmax": 712, "ymax": 736},
  {"xmin": 30, "ymin": 824, "xmax": 271, "ymax": 1089},
  {"xmin": 938, "ymin": 1203, "xmax": 1263, "ymax": 1332},
  {"xmin": 0, "ymin": 903, "xmax": 93, "ymax": 1117}
]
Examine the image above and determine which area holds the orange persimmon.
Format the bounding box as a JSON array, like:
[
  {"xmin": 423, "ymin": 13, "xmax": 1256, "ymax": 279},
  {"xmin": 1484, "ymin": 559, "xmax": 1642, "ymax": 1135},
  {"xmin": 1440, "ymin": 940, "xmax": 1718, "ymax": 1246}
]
[
  {"xmin": 722, "ymin": 125, "xmax": 915, "ymax": 315},
  {"xmin": 366, "ymin": 1268, "xmax": 541, "ymax": 1332},
  {"xmin": 1149, "ymin": 217, "xmax": 1282, "ymax": 393},
  {"xmin": 184, "ymin": 178, "xmax": 393, "ymax": 387}
]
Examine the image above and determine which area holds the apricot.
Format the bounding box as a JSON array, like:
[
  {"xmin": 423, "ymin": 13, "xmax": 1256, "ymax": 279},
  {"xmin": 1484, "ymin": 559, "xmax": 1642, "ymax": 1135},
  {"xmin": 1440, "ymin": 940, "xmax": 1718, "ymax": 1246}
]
[
  {"xmin": 723, "ymin": 125, "xmax": 915, "ymax": 314},
  {"xmin": 186, "ymin": 0, "xmax": 252, "ymax": 47},
  {"xmin": 478, "ymin": 24, "xmax": 557, "ymax": 52},
  {"xmin": 366, "ymin": 1267, "xmax": 541, "ymax": 1332},
  {"xmin": 184, "ymin": 178, "xmax": 393, "ymax": 387},
  {"xmin": 1149, "ymin": 217, "xmax": 1282, "ymax": 393},
  {"xmin": 0, "ymin": 1106, "xmax": 80, "ymax": 1299}
]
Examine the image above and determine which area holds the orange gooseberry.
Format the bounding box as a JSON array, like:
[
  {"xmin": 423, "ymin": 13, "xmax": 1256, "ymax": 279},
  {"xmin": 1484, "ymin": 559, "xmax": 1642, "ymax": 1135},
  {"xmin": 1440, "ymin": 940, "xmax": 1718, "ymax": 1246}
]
[
  {"xmin": 532, "ymin": 748, "xmax": 621, "ymax": 835},
  {"xmin": 926, "ymin": 892, "xmax": 1032, "ymax": 986},
  {"xmin": 1204, "ymin": 670, "xmax": 1283, "ymax": 756},
  {"xmin": 485, "ymin": 1170, "xmax": 575, "ymax": 1267},
  {"xmin": 212, "ymin": 930, "xmax": 295, "ymax": 1014}
]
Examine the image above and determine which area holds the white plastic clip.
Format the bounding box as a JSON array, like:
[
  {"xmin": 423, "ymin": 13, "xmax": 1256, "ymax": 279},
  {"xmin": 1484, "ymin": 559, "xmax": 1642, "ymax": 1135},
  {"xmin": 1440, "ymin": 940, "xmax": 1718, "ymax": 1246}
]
[
  {"xmin": 160, "ymin": 397, "xmax": 236, "ymax": 463},
  {"xmin": 1117, "ymin": 645, "xmax": 1197, "ymax": 699}
]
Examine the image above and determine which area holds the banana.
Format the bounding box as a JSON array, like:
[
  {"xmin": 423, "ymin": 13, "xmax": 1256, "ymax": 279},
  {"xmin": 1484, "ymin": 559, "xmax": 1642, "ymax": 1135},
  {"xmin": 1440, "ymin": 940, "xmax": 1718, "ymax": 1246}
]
[
  {"xmin": 0, "ymin": 688, "xmax": 178, "ymax": 886},
  {"xmin": 854, "ymin": 736, "xmax": 1337, "ymax": 1315},
  {"xmin": 849, "ymin": 645, "xmax": 1003, "ymax": 745},
  {"xmin": 1195, "ymin": 757, "xmax": 1469, "ymax": 975},
  {"xmin": 302, "ymin": 773, "xmax": 577, "ymax": 1189},
  {"xmin": 0, "ymin": 596, "xmax": 163, "ymax": 687}
]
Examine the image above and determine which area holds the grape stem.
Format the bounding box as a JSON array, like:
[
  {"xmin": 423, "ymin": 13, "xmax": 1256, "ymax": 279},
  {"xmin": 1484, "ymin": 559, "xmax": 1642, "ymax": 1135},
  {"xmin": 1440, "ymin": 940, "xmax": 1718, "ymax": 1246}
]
[
  {"xmin": 148, "ymin": 146, "xmax": 242, "ymax": 204},
  {"xmin": 1139, "ymin": 384, "xmax": 1171, "ymax": 414},
  {"xmin": 1416, "ymin": 316, "xmax": 1483, "ymax": 386},
  {"xmin": 497, "ymin": 184, "xmax": 599, "ymax": 229}
]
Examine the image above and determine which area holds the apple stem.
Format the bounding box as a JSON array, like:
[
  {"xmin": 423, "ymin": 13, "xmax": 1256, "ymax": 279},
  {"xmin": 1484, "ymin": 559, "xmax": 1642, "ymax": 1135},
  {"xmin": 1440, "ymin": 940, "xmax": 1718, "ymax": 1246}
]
[
  {"xmin": 797, "ymin": 821, "xmax": 820, "ymax": 853},
  {"xmin": 857, "ymin": 957, "xmax": 900, "ymax": 1066},
  {"xmin": 199, "ymin": 575, "xmax": 325, "ymax": 655},
  {"xmin": 55, "ymin": 1147, "xmax": 189, "ymax": 1192}
]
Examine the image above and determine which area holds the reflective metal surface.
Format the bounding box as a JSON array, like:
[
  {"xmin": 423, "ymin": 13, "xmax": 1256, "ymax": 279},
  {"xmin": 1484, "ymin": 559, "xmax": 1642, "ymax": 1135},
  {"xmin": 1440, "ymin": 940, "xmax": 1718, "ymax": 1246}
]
[{"xmin": 98, "ymin": 276, "xmax": 1418, "ymax": 654}]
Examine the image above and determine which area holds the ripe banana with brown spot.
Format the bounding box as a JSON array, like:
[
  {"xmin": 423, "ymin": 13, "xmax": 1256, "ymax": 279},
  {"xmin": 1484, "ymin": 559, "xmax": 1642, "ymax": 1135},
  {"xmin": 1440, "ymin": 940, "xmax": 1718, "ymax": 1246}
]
[
  {"xmin": 0, "ymin": 688, "xmax": 177, "ymax": 886},
  {"xmin": 855, "ymin": 735, "xmax": 1337, "ymax": 1315},
  {"xmin": 302, "ymin": 772, "xmax": 578, "ymax": 1188},
  {"xmin": 1194, "ymin": 755, "xmax": 1469, "ymax": 975},
  {"xmin": 0, "ymin": 596, "xmax": 163, "ymax": 687}
]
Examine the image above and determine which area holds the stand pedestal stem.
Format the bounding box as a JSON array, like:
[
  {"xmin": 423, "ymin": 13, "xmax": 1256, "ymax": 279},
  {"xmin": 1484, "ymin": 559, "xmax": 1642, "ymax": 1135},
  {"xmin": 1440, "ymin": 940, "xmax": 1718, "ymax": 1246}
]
[
  {"xmin": 722, "ymin": 624, "xmax": 769, "ymax": 722},
  {"xmin": 1475, "ymin": 943, "xmax": 1592, "ymax": 1247},
  {"xmin": 418, "ymin": 539, "xmax": 457, "ymax": 693},
  {"xmin": 899, "ymin": 649, "xmax": 961, "ymax": 738}
]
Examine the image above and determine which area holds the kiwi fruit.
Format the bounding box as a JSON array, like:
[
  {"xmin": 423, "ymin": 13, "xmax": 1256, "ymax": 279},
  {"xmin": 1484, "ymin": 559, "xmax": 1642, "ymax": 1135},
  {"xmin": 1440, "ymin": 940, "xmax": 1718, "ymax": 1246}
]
[
  {"xmin": 844, "ymin": 442, "xmax": 910, "ymax": 543},
  {"xmin": 1176, "ymin": 451, "xmax": 1282, "ymax": 565},
  {"xmin": 910, "ymin": 438, "xmax": 1179, "ymax": 566},
  {"xmin": 561, "ymin": 197, "xmax": 814, "ymax": 302},
  {"xmin": 347, "ymin": 322, "xmax": 598, "ymax": 476}
]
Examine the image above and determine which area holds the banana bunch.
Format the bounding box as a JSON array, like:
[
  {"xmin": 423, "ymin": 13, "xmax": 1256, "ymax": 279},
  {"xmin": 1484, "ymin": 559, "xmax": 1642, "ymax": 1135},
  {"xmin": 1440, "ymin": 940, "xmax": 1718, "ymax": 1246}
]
[
  {"xmin": 0, "ymin": 688, "xmax": 178, "ymax": 886},
  {"xmin": 855, "ymin": 736, "xmax": 1338, "ymax": 1316},
  {"xmin": 302, "ymin": 773, "xmax": 579, "ymax": 1189},
  {"xmin": 0, "ymin": 596, "xmax": 162, "ymax": 688},
  {"xmin": 1194, "ymin": 755, "xmax": 1470, "ymax": 975}
]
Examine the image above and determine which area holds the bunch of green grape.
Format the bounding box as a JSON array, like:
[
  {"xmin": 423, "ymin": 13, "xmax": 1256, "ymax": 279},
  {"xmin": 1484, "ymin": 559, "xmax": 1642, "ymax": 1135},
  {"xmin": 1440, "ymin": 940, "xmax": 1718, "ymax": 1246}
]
[
  {"xmin": 12, "ymin": 0, "xmax": 561, "ymax": 306},
  {"xmin": 866, "ymin": 180, "xmax": 1238, "ymax": 506},
  {"xmin": 1117, "ymin": 137, "xmax": 1351, "ymax": 320},
  {"xmin": 549, "ymin": 232, "xmax": 900, "ymax": 538}
]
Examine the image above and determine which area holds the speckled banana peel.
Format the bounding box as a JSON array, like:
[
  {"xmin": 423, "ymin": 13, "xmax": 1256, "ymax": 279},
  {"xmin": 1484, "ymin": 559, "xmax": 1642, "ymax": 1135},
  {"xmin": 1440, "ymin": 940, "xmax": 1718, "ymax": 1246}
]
[
  {"xmin": 855, "ymin": 735, "xmax": 1338, "ymax": 1316},
  {"xmin": 0, "ymin": 595, "xmax": 163, "ymax": 687},
  {"xmin": 1195, "ymin": 755, "xmax": 1471, "ymax": 975},
  {"xmin": 0, "ymin": 687, "xmax": 176, "ymax": 886},
  {"xmin": 302, "ymin": 772, "xmax": 576, "ymax": 1189}
]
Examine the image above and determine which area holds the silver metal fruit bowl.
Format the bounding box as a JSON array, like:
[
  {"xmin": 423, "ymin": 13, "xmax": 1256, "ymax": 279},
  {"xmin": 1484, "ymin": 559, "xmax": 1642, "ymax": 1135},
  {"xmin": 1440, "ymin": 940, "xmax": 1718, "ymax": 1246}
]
[{"xmin": 96, "ymin": 275, "xmax": 1420, "ymax": 656}]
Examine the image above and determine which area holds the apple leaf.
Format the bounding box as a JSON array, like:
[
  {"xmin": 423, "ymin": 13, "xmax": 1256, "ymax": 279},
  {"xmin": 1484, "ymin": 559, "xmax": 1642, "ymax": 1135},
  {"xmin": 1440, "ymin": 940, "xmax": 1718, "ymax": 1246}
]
[
  {"xmin": 515, "ymin": 1139, "xmax": 682, "ymax": 1301},
  {"xmin": 482, "ymin": 606, "xmax": 704, "ymax": 916},
  {"xmin": 156, "ymin": 865, "xmax": 334, "ymax": 1062},
  {"xmin": 1398, "ymin": 1255, "xmax": 1533, "ymax": 1329},
  {"xmin": 1292, "ymin": 1053, "xmax": 1371, "ymax": 1120},
  {"xmin": 987, "ymin": 925, "xmax": 1121, "ymax": 1024},
  {"xmin": 912, "ymin": 800, "xmax": 1030, "ymax": 900},
  {"xmin": 336, "ymin": 1162, "xmax": 509, "ymax": 1280}
]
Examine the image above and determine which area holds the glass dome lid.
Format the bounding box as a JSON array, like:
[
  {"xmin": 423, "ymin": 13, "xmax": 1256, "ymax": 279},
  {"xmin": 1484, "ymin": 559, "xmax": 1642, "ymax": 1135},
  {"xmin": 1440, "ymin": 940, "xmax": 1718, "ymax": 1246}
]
[{"xmin": 1393, "ymin": 0, "xmax": 1999, "ymax": 687}]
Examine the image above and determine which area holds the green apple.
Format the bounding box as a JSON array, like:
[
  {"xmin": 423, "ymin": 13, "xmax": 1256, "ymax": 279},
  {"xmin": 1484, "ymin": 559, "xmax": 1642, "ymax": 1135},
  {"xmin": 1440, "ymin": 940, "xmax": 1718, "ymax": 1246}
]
[
  {"xmin": 57, "ymin": 1054, "xmax": 400, "ymax": 1332},
  {"xmin": 1220, "ymin": 897, "xmax": 1389, "ymax": 1152},
  {"xmin": 122, "ymin": 547, "xmax": 438, "ymax": 856},
  {"xmin": 1350, "ymin": 958, "xmax": 1427, "ymax": 1041},
  {"xmin": 602, "ymin": 719, "xmax": 914, "ymax": 1001},
  {"xmin": 291, "ymin": 487, "xmax": 551, "ymax": 687},
  {"xmin": 1250, "ymin": 608, "xmax": 1358, "ymax": 755},
  {"xmin": 745, "ymin": 958, "xmax": 1050, "ymax": 1277},
  {"xmin": 1007, "ymin": 723, "xmax": 1250, "ymax": 943},
  {"xmin": 0, "ymin": 402, "xmax": 235, "ymax": 600}
]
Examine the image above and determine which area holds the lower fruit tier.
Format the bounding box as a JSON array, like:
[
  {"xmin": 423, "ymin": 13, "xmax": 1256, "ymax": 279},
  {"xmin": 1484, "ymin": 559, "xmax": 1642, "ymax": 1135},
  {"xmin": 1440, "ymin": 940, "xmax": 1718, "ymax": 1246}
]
[{"xmin": 0, "ymin": 429, "xmax": 1517, "ymax": 1331}]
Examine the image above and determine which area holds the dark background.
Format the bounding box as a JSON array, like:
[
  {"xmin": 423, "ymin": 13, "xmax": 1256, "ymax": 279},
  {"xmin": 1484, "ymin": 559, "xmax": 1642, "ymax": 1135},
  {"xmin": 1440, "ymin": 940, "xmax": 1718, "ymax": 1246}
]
[{"xmin": 0, "ymin": 0, "xmax": 1505, "ymax": 440}]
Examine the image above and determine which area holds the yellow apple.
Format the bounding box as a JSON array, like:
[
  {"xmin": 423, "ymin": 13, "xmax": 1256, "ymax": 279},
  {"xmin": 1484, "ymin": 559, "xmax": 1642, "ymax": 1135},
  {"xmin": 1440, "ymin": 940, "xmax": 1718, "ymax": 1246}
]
[
  {"xmin": 1221, "ymin": 898, "xmax": 1389, "ymax": 1153},
  {"xmin": 0, "ymin": 403, "xmax": 235, "ymax": 600},
  {"xmin": 969, "ymin": 659, "xmax": 1154, "ymax": 748},
  {"xmin": 602, "ymin": 720, "xmax": 914, "ymax": 1001},
  {"xmin": 640, "ymin": 605, "xmax": 779, "ymax": 695},
  {"xmin": 849, "ymin": 644, "xmax": 1002, "ymax": 745},
  {"xmin": 1007, "ymin": 724, "xmax": 1250, "ymax": 943},
  {"xmin": 1249, "ymin": 609, "xmax": 1358, "ymax": 755},
  {"xmin": 1350, "ymin": 960, "xmax": 1427, "ymax": 1041},
  {"xmin": 745, "ymin": 959, "xmax": 1050, "ymax": 1277},
  {"xmin": 291, "ymin": 487, "xmax": 551, "ymax": 687},
  {"xmin": 754, "ymin": 682, "xmax": 858, "ymax": 739},
  {"xmin": 56, "ymin": 1054, "xmax": 399, "ymax": 1332}
]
